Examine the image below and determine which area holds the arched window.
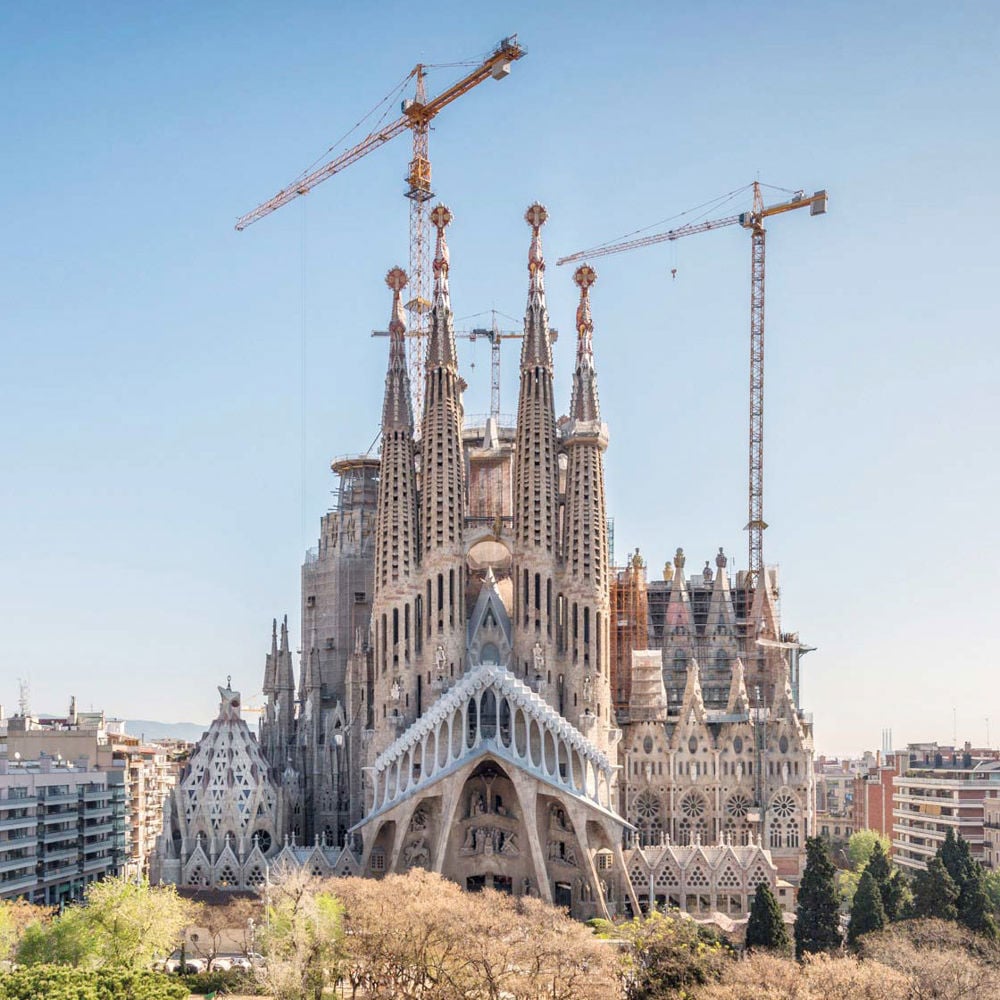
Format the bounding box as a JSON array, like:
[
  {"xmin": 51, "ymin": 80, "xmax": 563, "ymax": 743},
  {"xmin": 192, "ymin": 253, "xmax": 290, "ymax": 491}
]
[{"xmin": 633, "ymin": 791, "xmax": 662, "ymax": 846}]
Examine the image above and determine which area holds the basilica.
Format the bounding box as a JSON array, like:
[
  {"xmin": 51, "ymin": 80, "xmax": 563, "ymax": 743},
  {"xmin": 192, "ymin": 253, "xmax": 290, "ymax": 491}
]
[{"xmin": 154, "ymin": 204, "xmax": 815, "ymax": 923}]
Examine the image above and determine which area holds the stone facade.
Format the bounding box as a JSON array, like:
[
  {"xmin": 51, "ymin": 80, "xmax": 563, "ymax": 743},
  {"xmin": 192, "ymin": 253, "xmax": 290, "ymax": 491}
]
[{"xmin": 155, "ymin": 204, "xmax": 815, "ymax": 917}]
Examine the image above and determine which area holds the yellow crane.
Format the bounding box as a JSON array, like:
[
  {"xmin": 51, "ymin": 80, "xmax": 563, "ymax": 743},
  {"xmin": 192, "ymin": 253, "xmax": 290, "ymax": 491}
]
[
  {"xmin": 236, "ymin": 36, "xmax": 525, "ymax": 417},
  {"xmin": 557, "ymin": 181, "xmax": 827, "ymax": 591}
]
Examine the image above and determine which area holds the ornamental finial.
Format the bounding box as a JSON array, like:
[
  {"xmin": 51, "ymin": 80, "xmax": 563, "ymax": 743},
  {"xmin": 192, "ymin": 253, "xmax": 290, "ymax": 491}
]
[
  {"xmin": 430, "ymin": 204, "xmax": 452, "ymax": 289},
  {"xmin": 526, "ymin": 202, "xmax": 548, "ymax": 291},
  {"xmin": 385, "ymin": 266, "xmax": 408, "ymax": 336},
  {"xmin": 574, "ymin": 264, "xmax": 596, "ymax": 341}
]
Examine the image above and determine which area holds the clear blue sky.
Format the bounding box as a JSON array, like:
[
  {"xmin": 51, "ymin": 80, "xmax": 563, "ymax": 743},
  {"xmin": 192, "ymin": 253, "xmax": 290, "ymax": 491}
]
[{"xmin": 2, "ymin": 2, "xmax": 997, "ymax": 756}]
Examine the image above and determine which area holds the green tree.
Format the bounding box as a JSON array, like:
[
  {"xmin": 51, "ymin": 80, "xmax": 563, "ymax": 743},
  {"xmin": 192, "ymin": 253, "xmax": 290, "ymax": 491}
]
[
  {"xmin": 864, "ymin": 841, "xmax": 904, "ymax": 921},
  {"xmin": 745, "ymin": 882, "xmax": 790, "ymax": 954},
  {"xmin": 912, "ymin": 857, "xmax": 959, "ymax": 921},
  {"xmin": 16, "ymin": 907, "xmax": 94, "ymax": 968},
  {"xmin": 846, "ymin": 830, "xmax": 891, "ymax": 873},
  {"xmin": 15, "ymin": 877, "xmax": 191, "ymax": 971},
  {"xmin": 957, "ymin": 864, "xmax": 999, "ymax": 940},
  {"xmin": 982, "ymin": 868, "xmax": 1000, "ymax": 916},
  {"xmin": 594, "ymin": 908, "xmax": 732, "ymax": 999},
  {"xmin": 847, "ymin": 869, "xmax": 886, "ymax": 947},
  {"xmin": 795, "ymin": 836, "xmax": 842, "ymax": 958},
  {"xmin": 259, "ymin": 868, "xmax": 344, "ymax": 1000},
  {"xmin": 939, "ymin": 828, "xmax": 974, "ymax": 888}
]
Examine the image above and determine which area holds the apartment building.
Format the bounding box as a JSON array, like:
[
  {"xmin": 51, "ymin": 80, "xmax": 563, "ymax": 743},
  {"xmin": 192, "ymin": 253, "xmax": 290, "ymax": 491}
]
[
  {"xmin": 892, "ymin": 743, "xmax": 1000, "ymax": 871},
  {"xmin": 0, "ymin": 753, "xmax": 126, "ymax": 904}
]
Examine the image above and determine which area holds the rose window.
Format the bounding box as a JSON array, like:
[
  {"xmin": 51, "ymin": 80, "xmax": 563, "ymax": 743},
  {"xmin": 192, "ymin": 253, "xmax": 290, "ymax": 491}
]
[
  {"xmin": 771, "ymin": 793, "xmax": 796, "ymax": 819},
  {"xmin": 634, "ymin": 792, "xmax": 661, "ymax": 821},
  {"xmin": 726, "ymin": 794, "xmax": 751, "ymax": 819},
  {"xmin": 680, "ymin": 793, "xmax": 705, "ymax": 819}
]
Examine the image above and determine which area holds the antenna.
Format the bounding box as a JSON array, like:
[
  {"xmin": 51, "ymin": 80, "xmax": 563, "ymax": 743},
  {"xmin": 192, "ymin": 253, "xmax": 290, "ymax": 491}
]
[{"xmin": 16, "ymin": 678, "xmax": 30, "ymax": 717}]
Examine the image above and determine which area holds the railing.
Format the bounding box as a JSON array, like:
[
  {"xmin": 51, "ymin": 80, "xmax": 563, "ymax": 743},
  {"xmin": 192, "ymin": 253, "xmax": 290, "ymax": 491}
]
[
  {"xmin": 0, "ymin": 872, "xmax": 37, "ymax": 894},
  {"xmin": 0, "ymin": 855, "xmax": 36, "ymax": 875},
  {"xmin": 0, "ymin": 796, "xmax": 38, "ymax": 808},
  {"xmin": 0, "ymin": 816, "xmax": 36, "ymax": 832}
]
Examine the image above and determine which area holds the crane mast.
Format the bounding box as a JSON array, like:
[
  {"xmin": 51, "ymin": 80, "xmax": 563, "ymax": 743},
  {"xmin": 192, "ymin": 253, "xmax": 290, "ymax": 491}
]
[
  {"xmin": 236, "ymin": 36, "xmax": 525, "ymax": 418},
  {"xmin": 557, "ymin": 181, "xmax": 827, "ymax": 593}
]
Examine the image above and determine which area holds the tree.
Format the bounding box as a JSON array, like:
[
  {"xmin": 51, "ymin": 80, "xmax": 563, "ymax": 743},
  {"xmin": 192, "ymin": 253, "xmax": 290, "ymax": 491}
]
[
  {"xmin": 694, "ymin": 951, "xmax": 910, "ymax": 1000},
  {"xmin": 846, "ymin": 829, "xmax": 891, "ymax": 873},
  {"xmin": 795, "ymin": 836, "xmax": 842, "ymax": 958},
  {"xmin": 982, "ymin": 868, "xmax": 1000, "ymax": 917},
  {"xmin": 940, "ymin": 828, "xmax": 974, "ymax": 889},
  {"xmin": 595, "ymin": 907, "xmax": 728, "ymax": 1000},
  {"xmin": 258, "ymin": 867, "xmax": 343, "ymax": 1000},
  {"xmin": 957, "ymin": 864, "xmax": 999, "ymax": 940},
  {"xmin": 0, "ymin": 900, "xmax": 49, "ymax": 966},
  {"xmin": 82, "ymin": 876, "xmax": 193, "ymax": 970},
  {"xmin": 188, "ymin": 897, "xmax": 262, "ymax": 971},
  {"xmin": 15, "ymin": 877, "xmax": 192, "ymax": 971},
  {"xmin": 864, "ymin": 840, "xmax": 905, "ymax": 922},
  {"xmin": 745, "ymin": 882, "xmax": 790, "ymax": 954},
  {"xmin": 335, "ymin": 870, "xmax": 620, "ymax": 1000},
  {"xmin": 847, "ymin": 869, "xmax": 885, "ymax": 947},
  {"xmin": 912, "ymin": 857, "xmax": 959, "ymax": 922},
  {"xmin": 859, "ymin": 919, "xmax": 1000, "ymax": 999},
  {"xmin": 16, "ymin": 906, "xmax": 95, "ymax": 968}
]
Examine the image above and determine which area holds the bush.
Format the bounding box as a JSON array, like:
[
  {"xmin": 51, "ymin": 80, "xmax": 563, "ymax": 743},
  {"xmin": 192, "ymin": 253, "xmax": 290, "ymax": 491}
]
[
  {"xmin": 0, "ymin": 965, "xmax": 188, "ymax": 1000},
  {"xmin": 179, "ymin": 968, "xmax": 261, "ymax": 995}
]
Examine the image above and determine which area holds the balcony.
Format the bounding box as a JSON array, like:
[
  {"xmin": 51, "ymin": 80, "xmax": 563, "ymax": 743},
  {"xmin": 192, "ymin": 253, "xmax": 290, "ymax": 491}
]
[
  {"xmin": 0, "ymin": 816, "xmax": 37, "ymax": 832},
  {"xmin": 0, "ymin": 872, "xmax": 38, "ymax": 895},
  {"xmin": 40, "ymin": 793, "xmax": 79, "ymax": 806},
  {"xmin": 41, "ymin": 812, "xmax": 77, "ymax": 826},
  {"xmin": 82, "ymin": 822, "xmax": 114, "ymax": 838},
  {"xmin": 0, "ymin": 855, "xmax": 36, "ymax": 875},
  {"xmin": 42, "ymin": 829, "xmax": 77, "ymax": 845},
  {"xmin": 42, "ymin": 847, "xmax": 79, "ymax": 864},
  {"xmin": 82, "ymin": 790, "xmax": 110, "ymax": 803},
  {"xmin": 0, "ymin": 796, "xmax": 38, "ymax": 809},
  {"xmin": 82, "ymin": 857, "xmax": 113, "ymax": 874}
]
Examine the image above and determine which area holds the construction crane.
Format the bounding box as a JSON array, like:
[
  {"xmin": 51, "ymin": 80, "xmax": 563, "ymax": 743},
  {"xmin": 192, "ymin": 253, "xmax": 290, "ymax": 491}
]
[
  {"xmin": 236, "ymin": 36, "xmax": 525, "ymax": 418},
  {"xmin": 556, "ymin": 181, "xmax": 827, "ymax": 591},
  {"xmin": 371, "ymin": 309, "xmax": 545, "ymax": 422}
]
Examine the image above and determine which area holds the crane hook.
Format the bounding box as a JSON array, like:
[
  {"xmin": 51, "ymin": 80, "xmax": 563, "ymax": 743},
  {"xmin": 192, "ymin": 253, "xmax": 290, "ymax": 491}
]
[{"xmin": 670, "ymin": 268, "xmax": 677, "ymax": 281}]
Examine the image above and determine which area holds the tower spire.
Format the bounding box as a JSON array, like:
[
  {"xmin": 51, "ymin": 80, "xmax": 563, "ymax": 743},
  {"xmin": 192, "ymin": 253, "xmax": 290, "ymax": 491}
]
[
  {"xmin": 520, "ymin": 203, "xmax": 552, "ymax": 370},
  {"xmin": 425, "ymin": 205, "xmax": 457, "ymax": 371},
  {"xmin": 569, "ymin": 264, "xmax": 601, "ymax": 423},
  {"xmin": 381, "ymin": 267, "xmax": 414, "ymax": 431}
]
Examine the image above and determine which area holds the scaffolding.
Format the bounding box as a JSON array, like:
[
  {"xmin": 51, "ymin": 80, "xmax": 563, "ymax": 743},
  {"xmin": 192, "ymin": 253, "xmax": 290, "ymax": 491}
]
[{"xmin": 609, "ymin": 549, "xmax": 649, "ymax": 717}]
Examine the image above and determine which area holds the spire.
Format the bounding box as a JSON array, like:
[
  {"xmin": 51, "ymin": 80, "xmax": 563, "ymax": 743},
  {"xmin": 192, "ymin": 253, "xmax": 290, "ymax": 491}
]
[
  {"xmin": 425, "ymin": 205, "xmax": 457, "ymax": 370},
  {"xmin": 277, "ymin": 614, "xmax": 294, "ymax": 692},
  {"xmin": 707, "ymin": 547, "xmax": 735, "ymax": 632},
  {"xmin": 520, "ymin": 203, "xmax": 553, "ymax": 370},
  {"xmin": 749, "ymin": 565, "xmax": 780, "ymax": 641},
  {"xmin": 263, "ymin": 618, "xmax": 278, "ymax": 695},
  {"xmin": 678, "ymin": 657, "xmax": 706, "ymax": 726},
  {"xmin": 569, "ymin": 264, "xmax": 601, "ymax": 423},
  {"xmin": 381, "ymin": 267, "xmax": 413, "ymax": 431},
  {"xmin": 665, "ymin": 548, "xmax": 693, "ymax": 634},
  {"xmin": 726, "ymin": 657, "xmax": 750, "ymax": 715}
]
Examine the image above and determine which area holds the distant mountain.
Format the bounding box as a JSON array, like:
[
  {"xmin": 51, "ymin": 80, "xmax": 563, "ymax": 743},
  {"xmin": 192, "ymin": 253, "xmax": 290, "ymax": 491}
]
[{"xmin": 125, "ymin": 720, "xmax": 210, "ymax": 743}]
